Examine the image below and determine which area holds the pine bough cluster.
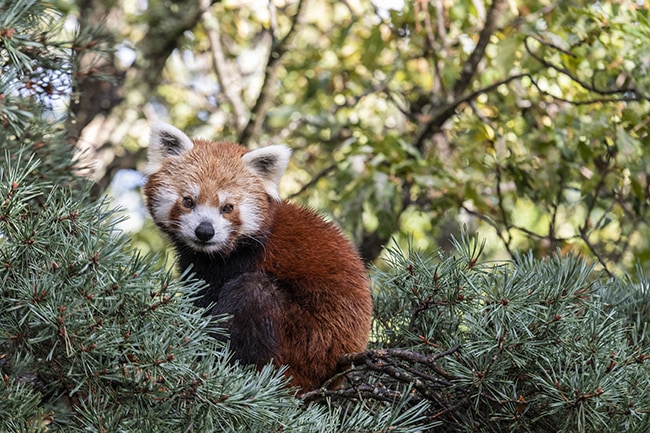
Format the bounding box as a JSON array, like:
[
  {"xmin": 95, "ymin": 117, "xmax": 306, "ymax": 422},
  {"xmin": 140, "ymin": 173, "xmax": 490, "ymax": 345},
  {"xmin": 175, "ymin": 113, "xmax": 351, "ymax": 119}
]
[{"xmin": 335, "ymin": 239, "xmax": 649, "ymax": 432}]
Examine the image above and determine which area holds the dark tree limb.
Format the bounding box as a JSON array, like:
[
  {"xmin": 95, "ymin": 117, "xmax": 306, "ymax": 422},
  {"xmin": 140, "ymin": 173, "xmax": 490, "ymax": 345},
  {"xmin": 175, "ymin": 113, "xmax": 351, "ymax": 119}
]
[
  {"xmin": 70, "ymin": 0, "xmax": 208, "ymax": 195},
  {"xmin": 200, "ymin": 0, "xmax": 249, "ymax": 133},
  {"xmin": 452, "ymin": 0, "xmax": 507, "ymax": 97},
  {"xmin": 238, "ymin": 0, "xmax": 308, "ymax": 146},
  {"xmin": 137, "ymin": 1, "xmax": 206, "ymax": 94},
  {"xmin": 301, "ymin": 345, "xmax": 461, "ymax": 405},
  {"xmin": 411, "ymin": 0, "xmax": 509, "ymax": 153},
  {"xmin": 412, "ymin": 71, "xmax": 530, "ymax": 152},
  {"xmin": 524, "ymin": 36, "xmax": 649, "ymax": 100},
  {"xmin": 66, "ymin": 0, "xmax": 124, "ymax": 143}
]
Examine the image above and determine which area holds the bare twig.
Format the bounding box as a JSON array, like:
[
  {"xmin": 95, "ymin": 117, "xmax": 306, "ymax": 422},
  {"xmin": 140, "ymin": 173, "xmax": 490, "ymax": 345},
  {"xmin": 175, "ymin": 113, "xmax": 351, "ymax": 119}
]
[
  {"xmin": 576, "ymin": 154, "xmax": 615, "ymax": 278},
  {"xmin": 301, "ymin": 383, "xmax": 403, "ymax": 404},
  {"xmin": 460, "ymin": 204, "xmax": 580, "ymax": 250},
  {"xmin": 238, "ymin": 0, "xmax": 308, "ymax": 146},
  {"xmin": 340, "ymin": 345, "xmax": 461, "ymax": 388},
  {"xmin": 452, "ymin": 0, "xmax": 507, "ymax": 97},
  {"xmin": 579, "ymin": 227, "xmax": 614, "ymax": 278},
  {"xmin": 287, "ymin": 164, "xmax": 337, "ymax": 200},
  {"xmin": 340, "ymin": 345, "xmax": 461, "ymax": 369},
  {"xmin": 530, "ymin": 78, "xmax": 643, "ymax": 105},
  {"xmin": 413, "ymin": 72, "xmax": 530, "ymax": 151},
  {"xmin": 200, "ymin": 0, "xmax": 249, "ymax": 133},
  {"xmin": 494, "ymin": 164, "xmax": 515, "ymax": 258},
  {"xmin": 524, "ymin": 36, "xmax": 649, "ymax": 100},
  {"xmin": 422, "ymin": 3, "xmax": 436, "ymax": 50},
  {"xmin": 302, "ymin": 345, "xmax": 461, "ymax": 405},
  {"xmin": 431, "ymin": 0, "xmax": 448, "ymax": 96}
]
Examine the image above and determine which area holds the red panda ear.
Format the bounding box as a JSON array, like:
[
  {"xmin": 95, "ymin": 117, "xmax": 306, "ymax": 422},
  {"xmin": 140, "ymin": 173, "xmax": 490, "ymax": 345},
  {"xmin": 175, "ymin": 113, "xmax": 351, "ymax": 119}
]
[
  {"xmin": 145, "ymin": 123, "xmax": 194, "ymax": 174},
  {"xmin": 242, "ymin": 145, "xmax": 291, "ymax": 201}
]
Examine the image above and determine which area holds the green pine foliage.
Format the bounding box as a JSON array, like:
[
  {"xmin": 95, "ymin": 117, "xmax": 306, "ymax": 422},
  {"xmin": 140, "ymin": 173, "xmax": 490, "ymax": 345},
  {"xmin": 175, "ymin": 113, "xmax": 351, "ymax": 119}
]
[
  {"xmin": 1, "ymin": 0, "xmax": 70, "ymax": 131},
  {"xmin": 366, "ymin": 235, "xmax": 650, "ymax": 432},
  {"xmin": 0, "ymin": 136, "xmax": 259, "ymax": 431}
]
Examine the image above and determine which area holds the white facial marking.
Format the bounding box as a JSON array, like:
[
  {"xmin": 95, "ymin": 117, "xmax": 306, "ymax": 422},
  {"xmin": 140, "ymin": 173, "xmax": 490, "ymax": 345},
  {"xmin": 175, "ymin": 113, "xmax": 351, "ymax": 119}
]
[
  {"xmin": 239, "ymin": 198, "xmax": 261, "ymax": 235},
  {"xmin": 151, "ymin": 182, "xmax": 263, "ymax": 253},
  {"xmin": 178, "ymin": 204, "xmax": 231, "ymax": 253},
  {"xmin": 151, "ymin": 187, "xmax": 178, "ymax": 227}
]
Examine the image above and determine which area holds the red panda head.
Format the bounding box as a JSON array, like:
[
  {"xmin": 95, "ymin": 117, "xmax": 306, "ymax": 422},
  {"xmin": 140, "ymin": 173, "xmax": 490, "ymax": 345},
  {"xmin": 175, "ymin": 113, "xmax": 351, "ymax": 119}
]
[{"xmin": 143, "ymin": 123, "xmax": 291, "ymax": 255}]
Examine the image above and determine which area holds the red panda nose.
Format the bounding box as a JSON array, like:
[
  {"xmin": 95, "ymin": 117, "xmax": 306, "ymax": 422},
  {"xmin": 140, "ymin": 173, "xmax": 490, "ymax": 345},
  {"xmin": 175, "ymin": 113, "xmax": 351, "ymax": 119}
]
[{"xmin": 195, "ymin": 221, "xmax": 215, "ymax": 242}]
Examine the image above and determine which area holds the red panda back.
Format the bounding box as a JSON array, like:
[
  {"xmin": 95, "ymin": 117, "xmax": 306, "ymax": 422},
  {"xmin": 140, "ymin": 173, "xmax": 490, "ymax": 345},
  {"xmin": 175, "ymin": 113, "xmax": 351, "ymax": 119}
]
[{"xmin": 262, "ymin": 202, "xmax": 372, "ymax": 390}]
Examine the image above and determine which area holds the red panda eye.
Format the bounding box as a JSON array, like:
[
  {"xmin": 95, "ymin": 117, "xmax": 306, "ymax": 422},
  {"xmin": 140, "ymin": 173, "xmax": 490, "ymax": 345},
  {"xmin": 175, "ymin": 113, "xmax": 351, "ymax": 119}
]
[
  {"xmin": 182, "ymin": 197, "xmax": 195, "ymax": 209},
  {"xmin": 221, "ymin": 203, "xmax": 234, "ymax": 214}
]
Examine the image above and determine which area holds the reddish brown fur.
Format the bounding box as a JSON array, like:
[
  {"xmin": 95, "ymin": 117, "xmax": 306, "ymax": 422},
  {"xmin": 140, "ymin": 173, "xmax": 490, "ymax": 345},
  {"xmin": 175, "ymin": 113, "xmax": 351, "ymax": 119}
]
[
  {"xmin": 261, "ymin": 203, "xmax": 372, "ymax": 389},
  {"xmin": 144, "ymin": 135, "xmax": 372, "ymax": 391}
]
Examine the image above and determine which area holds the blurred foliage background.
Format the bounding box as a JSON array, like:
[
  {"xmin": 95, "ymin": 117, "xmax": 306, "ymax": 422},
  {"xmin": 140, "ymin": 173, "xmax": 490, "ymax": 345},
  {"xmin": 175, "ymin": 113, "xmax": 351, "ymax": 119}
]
[{"xmin": 43, "ymin": 0, "xmax": 650, "ymax": 274}]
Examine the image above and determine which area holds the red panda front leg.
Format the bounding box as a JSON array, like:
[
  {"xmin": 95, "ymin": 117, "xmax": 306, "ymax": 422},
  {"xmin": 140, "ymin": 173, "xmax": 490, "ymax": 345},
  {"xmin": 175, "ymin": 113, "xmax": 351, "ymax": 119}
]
[{"xmin": 208, "ymin": 272, "xmax": 286, "ymax": 369}]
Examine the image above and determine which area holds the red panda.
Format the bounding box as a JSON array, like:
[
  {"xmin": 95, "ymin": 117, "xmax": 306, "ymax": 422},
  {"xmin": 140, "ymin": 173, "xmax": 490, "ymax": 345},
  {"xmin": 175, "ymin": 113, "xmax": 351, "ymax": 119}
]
[{"xmin": 143, "ymin": 123, "xmax": 372, "ymax": 391}]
